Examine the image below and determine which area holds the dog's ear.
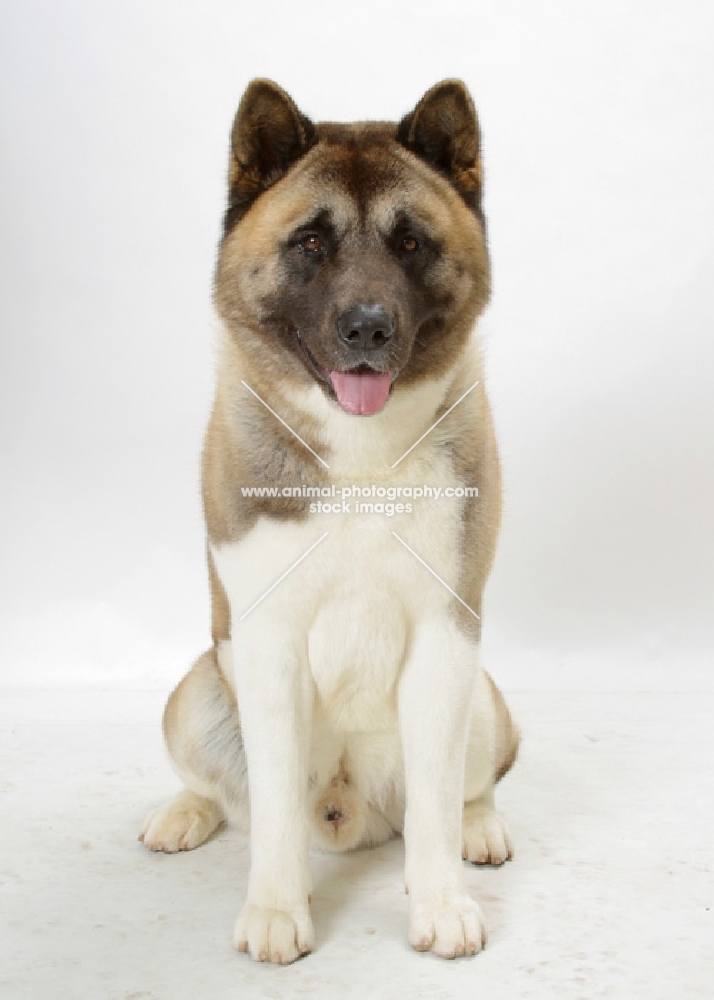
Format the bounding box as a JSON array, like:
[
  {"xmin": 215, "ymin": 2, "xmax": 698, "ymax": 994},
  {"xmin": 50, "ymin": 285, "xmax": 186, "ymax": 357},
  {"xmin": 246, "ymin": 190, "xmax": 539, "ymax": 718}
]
[
  {"xmin": 224, "ymin": 79, "xmax": 316, "ymax": 233},
  {"xmin": 396, "ymin": 80, "xmax": 483, "ymax": 215}
]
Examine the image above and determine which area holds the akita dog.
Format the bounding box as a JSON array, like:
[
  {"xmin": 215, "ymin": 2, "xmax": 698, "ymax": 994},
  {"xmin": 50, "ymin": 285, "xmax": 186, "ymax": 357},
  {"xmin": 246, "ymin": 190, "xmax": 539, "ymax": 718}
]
[{"xmin": 140, "ymin": 78, "xmax": 519, "ymax": 964}]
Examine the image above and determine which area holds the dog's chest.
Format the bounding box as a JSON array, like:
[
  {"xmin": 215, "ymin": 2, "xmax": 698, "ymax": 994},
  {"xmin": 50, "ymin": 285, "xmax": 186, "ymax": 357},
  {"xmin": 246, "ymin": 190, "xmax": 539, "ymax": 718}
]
[
  {"xmin": 306, "ymin": 531, "xmax": 407, "ymax": 730},
  {"xmin": 212, "ymin": 442, "xmax": 464, "ymax": 733}
]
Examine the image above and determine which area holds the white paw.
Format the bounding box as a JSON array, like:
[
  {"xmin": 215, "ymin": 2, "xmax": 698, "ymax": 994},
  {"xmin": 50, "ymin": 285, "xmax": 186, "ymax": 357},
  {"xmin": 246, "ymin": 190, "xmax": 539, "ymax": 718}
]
[
  {"xmin": 462, "ymin": 801, "xmax": 513, "ymax": 866},
  {"xmin": 409, "ymin": 894, "xmax": 487, "ymax": 958},
  {"xmin": 139, "ymin": 791, "xmax": 223, "ymax": 853},
  {"xmin": 234, "ymin": 903, "xmax": 314, "ymax": 965}
]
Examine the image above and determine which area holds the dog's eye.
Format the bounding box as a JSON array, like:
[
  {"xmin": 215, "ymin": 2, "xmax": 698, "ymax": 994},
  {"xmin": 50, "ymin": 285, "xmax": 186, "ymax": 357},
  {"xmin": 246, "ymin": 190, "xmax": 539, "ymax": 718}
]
[
  {"xmin": 402, "ymin": 236, "xmax": 419, "ymax": 252},
  {"xmin": 299, "ymin": 234, "xmax": 324, "ymax": 253}
]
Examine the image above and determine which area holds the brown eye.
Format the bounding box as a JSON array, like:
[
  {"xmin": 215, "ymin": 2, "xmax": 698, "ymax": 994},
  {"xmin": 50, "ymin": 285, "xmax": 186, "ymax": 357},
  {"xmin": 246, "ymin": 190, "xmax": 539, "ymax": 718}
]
[
  {"xmin": 300, "ymin": 234, "xmax": 324, "ymax": 253},
  {"xmin": 402, "ymin": 235, "xmax": 419, "ymax": 252}
]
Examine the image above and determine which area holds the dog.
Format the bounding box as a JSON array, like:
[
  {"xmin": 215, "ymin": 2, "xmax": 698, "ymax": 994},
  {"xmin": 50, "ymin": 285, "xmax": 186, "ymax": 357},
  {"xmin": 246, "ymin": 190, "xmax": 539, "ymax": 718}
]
[{"xmin": 140, "ymin": 78, "xmax": 519, "ymax": 964}]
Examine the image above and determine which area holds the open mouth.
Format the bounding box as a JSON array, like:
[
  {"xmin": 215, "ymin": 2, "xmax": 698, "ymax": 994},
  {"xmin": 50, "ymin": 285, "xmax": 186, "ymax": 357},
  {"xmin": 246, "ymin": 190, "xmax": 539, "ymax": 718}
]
[{"xmin": 295, "ymin": 332, "xmax": 396, "ymax": 416}]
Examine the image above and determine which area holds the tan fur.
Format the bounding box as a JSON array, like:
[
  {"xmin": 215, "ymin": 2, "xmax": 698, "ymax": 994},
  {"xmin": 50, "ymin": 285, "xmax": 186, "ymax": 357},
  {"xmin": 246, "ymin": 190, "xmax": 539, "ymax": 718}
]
[
  {"xmin": 207, "ymin": 547, "xmax": 231, "ymax": 643},
  {"xmin": 488, "ymin": 672, "xmax": 521, "ymax": 783},
  {"xmin": 161, "ymin": 648, "xmax": 247, "ymax": 814}
]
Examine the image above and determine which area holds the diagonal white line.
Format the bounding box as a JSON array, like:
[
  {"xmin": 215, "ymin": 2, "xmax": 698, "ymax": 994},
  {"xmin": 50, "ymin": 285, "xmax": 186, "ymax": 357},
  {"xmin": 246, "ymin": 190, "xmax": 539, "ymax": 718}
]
[
  {"xmin": 241, "ymin": 380, "xmax": 330, "ymax": 469},
  {"xmin": 390, "ymin": 381, "xmax": 480, "ymax": 469},
  {"xmin": 239, "ymin": 532, "xmax": 330, "ymax": 620},
  {"xmin": 391, "ymin": 531, "xmax": 480, "ymax": 620}
]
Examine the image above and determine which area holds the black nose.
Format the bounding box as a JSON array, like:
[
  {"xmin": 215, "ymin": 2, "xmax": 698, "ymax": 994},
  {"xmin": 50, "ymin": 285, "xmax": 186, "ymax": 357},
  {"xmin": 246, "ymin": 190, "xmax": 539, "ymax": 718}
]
[{"xmin": 337, "ymin": 304, "xmax": 394, "ymax": 351}]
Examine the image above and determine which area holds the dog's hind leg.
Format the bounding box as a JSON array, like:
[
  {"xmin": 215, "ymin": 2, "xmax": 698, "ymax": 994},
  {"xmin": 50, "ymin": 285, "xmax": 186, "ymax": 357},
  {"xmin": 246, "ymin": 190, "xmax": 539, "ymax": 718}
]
[
  {"xmin": 462, "ymin": 787, "xmax": 514, "ymax": 867},
  {"xmin": 139, "ymin": 646, "xmax": 248, "ymax": 853},
  {"xmin": 461, "ymin": 670, "xmax": 519, "ymax": 867},
  {"xmin": 139, "ymin": 788, "xmax": 224, "ymax": 853}
]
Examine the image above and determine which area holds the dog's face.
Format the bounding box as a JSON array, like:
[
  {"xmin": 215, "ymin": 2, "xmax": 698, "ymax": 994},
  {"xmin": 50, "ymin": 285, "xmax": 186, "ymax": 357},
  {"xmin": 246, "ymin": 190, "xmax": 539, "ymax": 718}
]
[{"xmin": 214, "ymin": 80, "xmax": 490, "ymax": 415}]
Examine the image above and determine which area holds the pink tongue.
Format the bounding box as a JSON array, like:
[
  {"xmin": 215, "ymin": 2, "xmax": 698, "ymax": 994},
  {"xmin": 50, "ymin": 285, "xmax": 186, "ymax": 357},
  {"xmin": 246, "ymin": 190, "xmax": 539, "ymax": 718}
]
[{"xmin": 329, "ymin": 371, "xmax": 392, "ymax": 415}]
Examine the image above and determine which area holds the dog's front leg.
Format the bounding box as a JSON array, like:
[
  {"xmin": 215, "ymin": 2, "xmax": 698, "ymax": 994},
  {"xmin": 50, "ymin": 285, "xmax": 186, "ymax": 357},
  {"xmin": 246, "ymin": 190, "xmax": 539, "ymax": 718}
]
[
  {"xmin": 399, "ymin": 618, "xmax": 487, "ymax": 959},
  {"xmin": 232, "ymin": 622, "xmax": 314, "ymax": 964}
]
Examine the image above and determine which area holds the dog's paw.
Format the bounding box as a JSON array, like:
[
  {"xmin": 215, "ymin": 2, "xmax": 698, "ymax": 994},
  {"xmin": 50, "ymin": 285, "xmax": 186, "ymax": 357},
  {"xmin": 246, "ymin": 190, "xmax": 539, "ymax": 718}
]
[
  {"xmin": 462, "ymin": 800, "xmax": 513, "ymax": 866},
  {"xmin": 139, "ymin": 790, "xmax": 223, "ymax": 853},
  {"xmin": 409, "ymin": 894, "xmax": 487, "ymax": 958},
  {"xmin": 234, "ymin": 903, "xmax": 314, "ymax": 964}
]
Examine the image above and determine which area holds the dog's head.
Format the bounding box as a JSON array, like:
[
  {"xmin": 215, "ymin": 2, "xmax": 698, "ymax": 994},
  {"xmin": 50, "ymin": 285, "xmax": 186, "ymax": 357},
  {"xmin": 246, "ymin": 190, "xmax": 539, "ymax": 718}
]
[{"xmin": 214, "ymin": 79, "xmax": 490, "ymax": 415}]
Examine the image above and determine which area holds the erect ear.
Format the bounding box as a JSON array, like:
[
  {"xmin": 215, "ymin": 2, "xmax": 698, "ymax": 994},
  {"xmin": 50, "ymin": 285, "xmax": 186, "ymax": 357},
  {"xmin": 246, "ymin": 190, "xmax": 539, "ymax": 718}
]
[
  {"xmin": 223, "ymin": 79, "xmax": 316, "ymax": 233},
  {"xmin": 396, "ymin": 80, "xmax": 483, "ymax": 215}
]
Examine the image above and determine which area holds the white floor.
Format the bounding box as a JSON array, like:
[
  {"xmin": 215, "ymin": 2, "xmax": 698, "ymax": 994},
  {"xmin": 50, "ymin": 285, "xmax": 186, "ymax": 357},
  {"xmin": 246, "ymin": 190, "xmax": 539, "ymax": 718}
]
[{"xmin": 1, "ymin": 687, "xmax": 712, "ymax": 1000}]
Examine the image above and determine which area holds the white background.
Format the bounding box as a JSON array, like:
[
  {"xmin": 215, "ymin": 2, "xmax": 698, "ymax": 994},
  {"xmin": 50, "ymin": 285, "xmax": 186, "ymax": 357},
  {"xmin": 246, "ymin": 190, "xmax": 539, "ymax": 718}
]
[{"xmin": 2, "ymin": 0, "xmax": 713, "ymax": 692}]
